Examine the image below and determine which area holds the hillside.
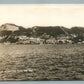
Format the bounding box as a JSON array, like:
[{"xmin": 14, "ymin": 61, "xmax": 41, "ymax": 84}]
[
  {"xmin": 0, "ymin": 23, "xmax": 84, "ymax": 43},
  {"xmin": 0, "ymin": 23, "xmax": 84, "ymax": 37}
]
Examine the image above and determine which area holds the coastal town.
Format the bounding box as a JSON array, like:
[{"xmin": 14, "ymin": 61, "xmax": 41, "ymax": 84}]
[{"xmin": 0, "ymin": 23, "xmax": 84, "ymax": 45}]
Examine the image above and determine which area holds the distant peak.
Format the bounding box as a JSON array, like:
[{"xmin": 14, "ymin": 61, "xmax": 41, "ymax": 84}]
[
  {"xmin": 0, "ymin": 23, "xmax": 19, "ymax": 31},
  {"xmin": 1, "ymin": 23, "xmax": 18, "ymax": 27}
]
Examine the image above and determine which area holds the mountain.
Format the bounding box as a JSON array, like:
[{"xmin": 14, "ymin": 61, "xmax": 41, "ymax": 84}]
[
  {"xmin": 33, "ymin": 26, "xmax": 71, "ymax": 37},
  {"xmin": 0, "ymin": 23, "xmax": 84, "ymax": 43},
  {"xmin": 71, "ymin": 26, "xmax": 84, "ymax": 35},
  {"xmin": 0, "ymin": 23, "xmax": 29, "ymax": 36},
  {"xmin": 0, "ymin": 23, "xmax": 84, "ymax": 38},
  {"xmin": 0, "ymin": 23, "xmax": 19, "ymax": 31}
]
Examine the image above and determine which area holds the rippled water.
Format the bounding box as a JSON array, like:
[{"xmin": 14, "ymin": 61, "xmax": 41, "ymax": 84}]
[{"xmin": 0, "ymin": 44, "xmax": 84, "ymax": 80}]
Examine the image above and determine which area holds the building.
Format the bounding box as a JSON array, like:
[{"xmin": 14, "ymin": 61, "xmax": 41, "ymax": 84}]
[
  {"xmin": 46, "ymin": 37, "xmax": 57, "ymax": 44},
  {"xmin": 18, "ymin": 35, "xmax": 29, "ymax": 41},
  {"xmin": 57, "ymin": 34, "xmax": 72, "ymax": 44}
]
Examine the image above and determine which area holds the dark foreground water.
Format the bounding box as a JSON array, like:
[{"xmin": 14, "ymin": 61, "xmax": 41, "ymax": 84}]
[{"xmin": 0, "ymin": 44, "xmax": 84, "ymax": 80}]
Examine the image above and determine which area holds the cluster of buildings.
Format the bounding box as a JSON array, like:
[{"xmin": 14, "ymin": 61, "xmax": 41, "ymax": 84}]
[
  {"xmin": 0, "ymin": 33, "xmax": 84, "ymax": 44},
  {"xmin": 16, "ymin": 35, "xmax": 73, "ymax": 44},
  {"xmin": 16, "ymin": 36, "xmax": 44, "ymax": 44}
]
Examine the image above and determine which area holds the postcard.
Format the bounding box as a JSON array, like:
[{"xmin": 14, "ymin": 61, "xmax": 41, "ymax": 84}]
[{"xmin": 0, "ymin": 4, "xmax": 84, "ymax": 80}]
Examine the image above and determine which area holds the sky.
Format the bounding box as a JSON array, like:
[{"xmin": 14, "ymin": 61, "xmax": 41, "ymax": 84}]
[{"xmin": 0, "ymin": 4, "xmax": 84, "ymax": 28}]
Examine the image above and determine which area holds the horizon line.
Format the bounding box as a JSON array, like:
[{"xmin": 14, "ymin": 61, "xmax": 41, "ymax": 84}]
[{"xmin": 1, "ymin": 23, "xmax": 84, "ymax": 29}]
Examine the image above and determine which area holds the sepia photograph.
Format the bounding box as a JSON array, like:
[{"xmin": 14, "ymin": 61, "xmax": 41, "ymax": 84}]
[{"xmin": 0, "ymin": 4, "xmax": 84, "ymax": 80}]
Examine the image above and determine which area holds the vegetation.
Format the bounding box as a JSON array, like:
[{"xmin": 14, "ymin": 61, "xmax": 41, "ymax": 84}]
[{"xmin": 0, "ymin": 23, "xmax": 84, "ymax": 43}]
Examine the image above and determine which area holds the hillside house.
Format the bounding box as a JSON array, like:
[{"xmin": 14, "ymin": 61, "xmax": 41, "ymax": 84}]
[
  {"xmin": 18, "ymin": 36, "xmax": 29, "ymax": 41},
  {"xmin": 82, "ymin": 41, "xmax": 84, "ymax": 44},
  {"xmin": 29, "ymin": 37, "xmax": 44, "ymax": 44},
  {"xmin": 46, "ymin": 37, "xmax": 57, "ymax": 44},
  {"xmin": 57, "ymin": 34, "xmax": 72, "ymax": 44},
  {"xmin": 71, "ymin": 34, "xmax": 77, "ymax": 38},
  {"xmin": 16, "ymin": 36, "xmax": 29, "ymax": 44}
]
